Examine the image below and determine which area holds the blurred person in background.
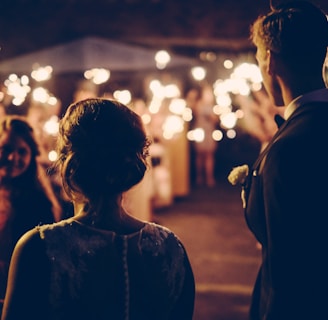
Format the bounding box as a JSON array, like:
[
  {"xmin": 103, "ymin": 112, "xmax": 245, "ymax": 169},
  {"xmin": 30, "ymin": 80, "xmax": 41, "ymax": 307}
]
[
  {"xmin": 188, "ymin": 84, "xmax": 218, "ymax": 187},
  {"xmin": 0, "ymin": 115, "xmax": 61, "ymax": 314}
]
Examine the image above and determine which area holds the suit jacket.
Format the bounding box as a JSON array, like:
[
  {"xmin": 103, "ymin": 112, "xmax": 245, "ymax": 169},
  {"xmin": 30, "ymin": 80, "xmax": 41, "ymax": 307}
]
[{"xmin": 244, "ymin": 99, "xmax": 328, "ymax": 320}]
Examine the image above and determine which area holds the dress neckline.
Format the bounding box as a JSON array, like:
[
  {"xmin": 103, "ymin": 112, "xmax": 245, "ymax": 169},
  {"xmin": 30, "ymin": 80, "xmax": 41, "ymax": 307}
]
[{"xmin": 66, "ymin": 218, "xmax": 149, "ymax": 237}]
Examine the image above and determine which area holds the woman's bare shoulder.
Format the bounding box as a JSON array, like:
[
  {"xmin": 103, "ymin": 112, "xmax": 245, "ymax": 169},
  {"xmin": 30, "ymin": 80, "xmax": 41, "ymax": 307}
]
[{"xmin": 11, "ymin": 226, "xmax": 46, "ymax": 261}]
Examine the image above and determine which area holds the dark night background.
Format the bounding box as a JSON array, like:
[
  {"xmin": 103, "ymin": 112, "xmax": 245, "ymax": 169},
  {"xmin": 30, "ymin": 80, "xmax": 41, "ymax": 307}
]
[{"xmin": 0, "ymin": 0, "xmax": 327, "ymax": 181}]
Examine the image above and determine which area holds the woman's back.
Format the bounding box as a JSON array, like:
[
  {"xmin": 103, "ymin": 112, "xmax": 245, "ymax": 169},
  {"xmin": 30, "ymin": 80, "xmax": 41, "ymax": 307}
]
[{"xmin": 2, "ymin": 219, "xmax": 194, "ymax": 320}]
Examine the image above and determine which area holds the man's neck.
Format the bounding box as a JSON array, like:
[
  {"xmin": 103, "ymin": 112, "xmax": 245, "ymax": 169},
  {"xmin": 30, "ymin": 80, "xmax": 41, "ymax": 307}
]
[{"xmin": 282, "ymin": 78, "xmax": 327, "ymax": 106}]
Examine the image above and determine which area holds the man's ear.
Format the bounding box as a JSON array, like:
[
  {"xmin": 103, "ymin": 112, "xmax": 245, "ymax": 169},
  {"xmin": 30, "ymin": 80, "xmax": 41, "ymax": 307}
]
[
  {"xmin": 267, "ymin": 50, "xmax": 282, "ymax": 76},
  {"xmin": 267, "ymin": 50, "xmax": 275, "ymax": 75}
]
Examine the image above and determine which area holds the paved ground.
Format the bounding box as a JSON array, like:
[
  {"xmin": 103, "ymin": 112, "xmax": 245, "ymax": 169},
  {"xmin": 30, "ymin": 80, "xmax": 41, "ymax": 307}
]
[{"xmin": 154, "ymin": 179, "xmax": 261, "ymax": 320}]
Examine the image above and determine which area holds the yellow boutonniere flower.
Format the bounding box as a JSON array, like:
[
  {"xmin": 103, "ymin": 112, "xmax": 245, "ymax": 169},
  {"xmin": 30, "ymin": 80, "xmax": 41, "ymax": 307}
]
[{"xmin": 228, "ymin": 164, "xmax": 249, "ymax": 186}]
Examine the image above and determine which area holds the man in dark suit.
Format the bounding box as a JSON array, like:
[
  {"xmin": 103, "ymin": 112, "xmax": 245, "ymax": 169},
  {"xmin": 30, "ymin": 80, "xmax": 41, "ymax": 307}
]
[{"xmin": 245, "ymin": 1, "xmax": 328, "ymax": 319}]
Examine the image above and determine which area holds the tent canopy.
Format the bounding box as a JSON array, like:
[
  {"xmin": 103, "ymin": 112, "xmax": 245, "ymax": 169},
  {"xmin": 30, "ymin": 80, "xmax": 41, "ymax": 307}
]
[{"xmin": 0, "ymin": 36, "xmax": 195, "ymax": 75}]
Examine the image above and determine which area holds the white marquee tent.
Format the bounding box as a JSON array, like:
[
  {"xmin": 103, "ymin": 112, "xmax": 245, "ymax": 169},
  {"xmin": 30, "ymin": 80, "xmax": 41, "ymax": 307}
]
[{"xmin": 0, "ymin": 36, "xmax": 195, "ymax": 75}]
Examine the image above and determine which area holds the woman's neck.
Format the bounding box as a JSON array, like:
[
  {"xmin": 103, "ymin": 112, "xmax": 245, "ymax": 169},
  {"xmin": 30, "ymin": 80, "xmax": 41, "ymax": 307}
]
[{"xmin": 72, "ymin": 197, "xmax": 145, "ymax": 233}]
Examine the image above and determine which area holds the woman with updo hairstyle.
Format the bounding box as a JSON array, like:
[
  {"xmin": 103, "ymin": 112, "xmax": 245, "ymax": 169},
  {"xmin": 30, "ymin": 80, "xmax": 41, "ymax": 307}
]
[
  {"xmin": 57, "ymin": 98, "xmax": 149, "ymax": 217},
  {"xmin": 2, "ymin": 98, "xmax": 195, "ymax": 320}
]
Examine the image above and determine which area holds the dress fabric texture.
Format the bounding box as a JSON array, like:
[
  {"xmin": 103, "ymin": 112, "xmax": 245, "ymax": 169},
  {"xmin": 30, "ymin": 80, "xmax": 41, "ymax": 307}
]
[
  {"xmin": 22, "ymin": 220, "xmax": 194, "ymax": 320},
  {"xmin": 244, "ymin": 95, "xmax": 328, "ymax": 319}
]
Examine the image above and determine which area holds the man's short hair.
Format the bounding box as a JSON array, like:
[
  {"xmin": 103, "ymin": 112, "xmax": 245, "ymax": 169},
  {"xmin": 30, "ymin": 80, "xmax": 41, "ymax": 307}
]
[{"xmin": 250, "ymin": 1, "xmax": 328, "ymax": 69}]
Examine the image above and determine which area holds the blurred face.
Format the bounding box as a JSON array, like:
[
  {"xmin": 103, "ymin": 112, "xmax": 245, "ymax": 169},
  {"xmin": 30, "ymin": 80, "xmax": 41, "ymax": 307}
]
[{"xmin": 0, "ymin": 131, "xmax": 32, "ymax": 178}]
